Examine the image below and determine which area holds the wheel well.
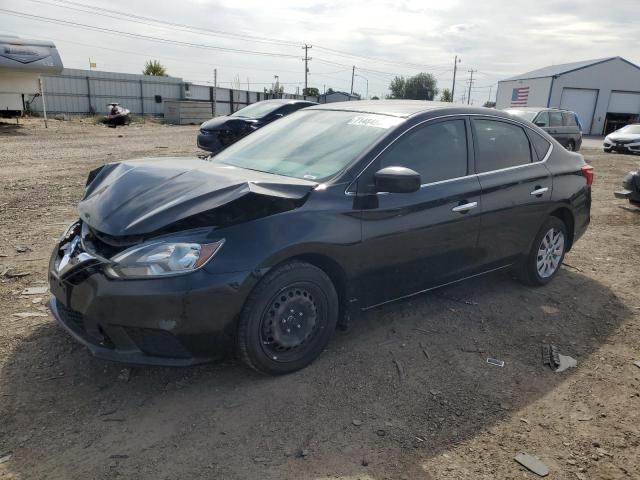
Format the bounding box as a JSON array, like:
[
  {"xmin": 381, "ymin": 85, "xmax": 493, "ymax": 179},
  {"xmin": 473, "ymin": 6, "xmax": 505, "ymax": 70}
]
[
  {"xmin": 286, "ymin": 253, "xmax": 348, "ymax": 320},
  {"xmin": 550, "ymin": 207, "xmax": 575, "ymax": 251}
]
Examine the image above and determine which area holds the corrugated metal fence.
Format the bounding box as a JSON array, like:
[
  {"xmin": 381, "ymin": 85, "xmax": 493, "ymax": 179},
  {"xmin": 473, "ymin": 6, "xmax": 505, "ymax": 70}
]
[{"xmin": 29, "ymin": 68, "xmax": 319, "ymax": 117}]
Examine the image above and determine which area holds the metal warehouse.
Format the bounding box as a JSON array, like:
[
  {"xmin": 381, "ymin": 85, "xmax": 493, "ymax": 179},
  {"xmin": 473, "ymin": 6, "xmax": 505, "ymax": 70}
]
[{"xmin": 496, "ymin": 57, "xmax": 640, "ymax": 135}]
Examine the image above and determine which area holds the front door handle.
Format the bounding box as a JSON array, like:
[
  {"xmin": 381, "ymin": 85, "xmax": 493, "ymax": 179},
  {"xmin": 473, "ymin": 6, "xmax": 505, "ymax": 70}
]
[
  {"xmin": 452, "ymin": 201, "xmax": 478, "ymax": 213},
  {"xmin": 530, "ymin": 186, "xmax": 549, "ymax": 196}
]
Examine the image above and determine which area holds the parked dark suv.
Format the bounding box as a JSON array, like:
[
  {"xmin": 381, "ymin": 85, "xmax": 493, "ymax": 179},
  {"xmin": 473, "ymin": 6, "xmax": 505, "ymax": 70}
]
[
  {"xmin": 197, "ymin": 99, "xmax": 317, "ymax": 154},
  {"xmin": 504, "ymin": 107, "xmax": 582, "ymax": 152},
  {"xmin": 49, "ymin": 101, "xmax": 592, "ymax": 374}
]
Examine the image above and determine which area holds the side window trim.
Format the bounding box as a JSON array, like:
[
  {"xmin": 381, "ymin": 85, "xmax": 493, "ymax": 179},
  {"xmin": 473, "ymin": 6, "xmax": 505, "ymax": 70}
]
[{"xmin": 470, "ymin": 116, "xmax": 536, "ymax": 175}]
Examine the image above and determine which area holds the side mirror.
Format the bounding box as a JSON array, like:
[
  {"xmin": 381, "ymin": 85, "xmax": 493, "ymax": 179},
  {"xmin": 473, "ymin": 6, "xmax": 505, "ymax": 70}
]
[
  {"xmin": 374, "ymin": 166, "xmax": 421, "ymax": 193},
  {"xmin": 535, "ymin": 121, "xmax": 547, "ymax": 127}
]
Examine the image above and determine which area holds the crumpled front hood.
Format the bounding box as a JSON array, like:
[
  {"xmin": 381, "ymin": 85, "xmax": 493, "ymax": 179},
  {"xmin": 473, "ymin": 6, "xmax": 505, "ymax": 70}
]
[{"xmin": 78, "ymin": 158, "xmax": 317, "ymax": 236}]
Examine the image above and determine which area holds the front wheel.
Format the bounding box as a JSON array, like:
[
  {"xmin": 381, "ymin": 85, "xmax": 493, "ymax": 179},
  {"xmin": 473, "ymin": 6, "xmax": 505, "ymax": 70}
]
[
  {"xmin": 517, "ymin": 217, "xmax": 568, "ymax": 286},
  {"xmin": 237, "ymin": 261, "xmax": 338, "ymax": 375}
]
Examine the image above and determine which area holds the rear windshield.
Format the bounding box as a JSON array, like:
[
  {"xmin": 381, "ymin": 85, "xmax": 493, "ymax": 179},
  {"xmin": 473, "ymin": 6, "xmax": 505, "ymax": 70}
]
[
  {"xmin": 214, "ymin": 110, "xmax": 403, "ymax": 181},
  {"xmin": 504, "ymin": 109, "xmax": 537, "ymax": 122},
  {"xmin": 230, "ymin": 102, "xmax": 282, "ymax": 119}
]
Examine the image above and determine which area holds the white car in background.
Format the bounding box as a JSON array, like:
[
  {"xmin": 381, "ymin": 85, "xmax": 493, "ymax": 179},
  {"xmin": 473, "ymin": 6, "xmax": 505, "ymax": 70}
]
[{"xmin": 603, "ymin": 124, "xmax": 640, "ymax": 154}]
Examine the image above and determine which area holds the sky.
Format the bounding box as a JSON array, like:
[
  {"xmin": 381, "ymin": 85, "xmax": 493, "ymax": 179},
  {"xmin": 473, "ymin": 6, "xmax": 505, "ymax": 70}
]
[{"xmin": 1, "ymin": 0, "xmax": 639, "ymax": 104}]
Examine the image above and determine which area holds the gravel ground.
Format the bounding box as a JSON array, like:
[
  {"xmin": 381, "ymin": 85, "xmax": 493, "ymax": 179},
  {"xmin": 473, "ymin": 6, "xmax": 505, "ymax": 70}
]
[{"xmin": 0, "ymin": 118, "xmax": 639, "ymax": 480}]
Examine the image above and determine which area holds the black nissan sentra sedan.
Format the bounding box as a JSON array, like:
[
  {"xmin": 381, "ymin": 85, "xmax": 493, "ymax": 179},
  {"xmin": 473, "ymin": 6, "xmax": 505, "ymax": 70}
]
[
  {"xmin": 197, "ymin": 99, "xmax": 317, "ymax": 154},
  {"xmin": 49, "ymin": 101, "xmax": 593, "ymax": 374}
]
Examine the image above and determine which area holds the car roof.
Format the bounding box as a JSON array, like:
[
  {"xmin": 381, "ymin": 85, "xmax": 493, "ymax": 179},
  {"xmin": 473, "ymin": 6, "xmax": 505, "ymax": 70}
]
[
  {"xmin": 307, "ymin": 100, "xmax": 517, "ymax": 119},
  {"xmin": 503, "ymin": 107, "xmax": 572, "ymax": 113},
  {"xmin": 255, "ymin": 99, "xmax": 317, "ymax": 105}
]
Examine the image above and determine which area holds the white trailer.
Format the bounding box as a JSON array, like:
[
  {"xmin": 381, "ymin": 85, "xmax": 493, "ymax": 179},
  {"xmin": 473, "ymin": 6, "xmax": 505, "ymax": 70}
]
[{"xmin": 0, "ymin": 35, "xmax": 63, "ymax": 116}]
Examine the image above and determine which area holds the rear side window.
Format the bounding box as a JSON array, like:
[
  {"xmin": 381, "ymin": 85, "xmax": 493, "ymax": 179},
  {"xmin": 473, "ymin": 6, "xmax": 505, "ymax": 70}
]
[
  {"xmin": 535, "ymin": 111, "xmax": 549, "ymax": 127},
  {"xmin": 562, "ymin": 112, "xmax": 577, "ymax": 126},
  {"xmin": 528, "ymin": 131, "xmax": 552, "ymax": 161},
  {"xmin": 549, "ymin": 111, "xmax": 563, "ymax": 127},
  {"xmin": 379, "ymin": 119, "xmax": 468, "ymax": 184},
  {"xmin": 473, "ymin": 119, "xmax": 532, "ymax": 173}
]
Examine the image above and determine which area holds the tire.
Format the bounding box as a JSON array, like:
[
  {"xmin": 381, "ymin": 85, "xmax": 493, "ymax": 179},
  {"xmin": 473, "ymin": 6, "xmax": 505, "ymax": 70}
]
[
  {"xmin": 566, "ymin": 140, "xmax": 575, "ymax": 152},
  {"xmin": 237, "ymin": 261, "xmax": 338, "ymax": 375},
  {"xmin": 517, "ymin": 217, "xmax": 568, "ymax": 286},
  {"xmin": 604, "ymin": 148, "xmax": 612, "ymax": 153}
]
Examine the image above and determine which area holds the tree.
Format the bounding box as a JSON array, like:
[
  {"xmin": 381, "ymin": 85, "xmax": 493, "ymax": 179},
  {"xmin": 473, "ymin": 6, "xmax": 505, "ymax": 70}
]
[
  {"xmin": 303, "ymin": 87, "xmax": 319, "ymax": 96},
  {"xmin": 439, "ymin": 88, "xmax": 453, "ymax": 102},
  {"xmin": 326, "ymin": 87, "xmax": 335, "ymax": 94},
  {"xmin": 142, "ymin": 60, "xmax": 167, "ymax": 76},
  {"xmin": 371, "ymin": 96, "xmax": 380, "ymax": 100},
  {"xmin": 483, "ymin": 101, "xmax": 496, "ymax": 108},
  {"xmin": 388, "ymin": 73, "xmax": 438, "ymax": 100}
]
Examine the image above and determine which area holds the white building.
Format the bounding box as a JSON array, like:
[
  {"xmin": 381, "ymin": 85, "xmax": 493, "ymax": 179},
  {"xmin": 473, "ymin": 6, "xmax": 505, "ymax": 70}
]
[{"xmin": 496, "ymin": 57, "xmax": 640, "ymax": 135}]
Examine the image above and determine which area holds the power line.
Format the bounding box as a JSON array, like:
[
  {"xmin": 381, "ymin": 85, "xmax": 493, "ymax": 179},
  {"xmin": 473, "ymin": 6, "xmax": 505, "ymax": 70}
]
[
  {"xmin": 0, "ymin": 8, "xmax": 301, "ymax": 59},
  {"xmin": 25, "ymin": 0, "xmax": 456, "ymax": 73},
  {"xmin": 25, "ymin": 0, "xmax": 300, "ymax": 47}
]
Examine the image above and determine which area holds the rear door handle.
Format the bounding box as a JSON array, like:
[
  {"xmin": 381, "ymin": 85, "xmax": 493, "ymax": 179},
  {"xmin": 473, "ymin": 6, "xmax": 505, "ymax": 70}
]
[
  {"xmin": 452, "ymin": 201, "xmax": 478, "ymax": 213},
  {"xmin": 530, "ymin": 187, "xmax": 549, "ymax": 196}
]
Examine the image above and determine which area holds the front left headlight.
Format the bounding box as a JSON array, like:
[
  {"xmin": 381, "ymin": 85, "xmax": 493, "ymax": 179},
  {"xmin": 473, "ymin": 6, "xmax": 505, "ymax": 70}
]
[{"xmin": 105, "ymin": 239, "xmax": 224, "ymax": 279}]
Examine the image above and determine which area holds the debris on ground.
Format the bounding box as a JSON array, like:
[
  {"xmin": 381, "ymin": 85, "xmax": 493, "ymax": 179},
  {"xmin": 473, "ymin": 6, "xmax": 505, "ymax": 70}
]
[
  {"xmin": 12, "ymin": 312, "xmax": 47, "ymax": 319},
  {"xmin": 352, "ymin": 419, "xmax": 363, "ymax": 426},
  {"xmin": 21, "ymin": 286, "xmax": 48, "ymax": 295},
  {"xmin": 0, "ymin": 452, "xmax": 12, "ymax": 464},
  {"xmin": 3, "ymin": 269, "xmax": 30, "ymax": 278},
  {"xmin": 542, "ymin": 344, "xmax": 560, "ymax": 369},
  {"xmin": 486, "ymin": 357, "xmax": 505, "ymax": 367},
  {"xmin": 555, "ymin": 354, "xmax": 578, "ymax": 373},
  {"xmin": 514, "ymin": 452, "xmax": 549, "ymax": 477},
  {"xmin": 294, "ymin": 448, "xmax": 309, "ymax": 458},
  {"xmin": 419, "ymin": 342, "xmax": 430, "ymax": 360},
  {"xmin": 393, "ymin": 358, "xmax": 405, "ymax": 381},
  {"xmin": 633, "ymin": 360, "xmax": 640, "ymax": 369},
  {"xmin": 15, "ymin": 245, "xmax": 31, "ymax": 253},
  {"xmin": 117, "ymin": 368, "xmax": 131, "ymax": 382}
]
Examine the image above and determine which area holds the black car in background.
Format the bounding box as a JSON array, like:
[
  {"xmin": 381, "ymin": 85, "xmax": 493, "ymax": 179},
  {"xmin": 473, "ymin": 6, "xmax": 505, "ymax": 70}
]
[
  {"xmin": 504, "ymin": 107, "xmax": 583, "ymax": 152},
  {"xmin": 49, "ymin": 101, "xmax": 592, "ymax": 374},
  {"xmin": 197, "ymin": 99, "xmax": 317, "ymax": 154}
]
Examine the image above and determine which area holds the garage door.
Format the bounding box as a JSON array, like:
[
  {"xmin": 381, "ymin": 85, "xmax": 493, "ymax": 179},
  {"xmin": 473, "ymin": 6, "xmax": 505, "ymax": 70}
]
[
  {"xmin": 559, "ymin": 88, "xmax": 598, "ymax": 134},
  {"xmin": 608, "ymin": 91, "xmax": 640, "ymax": 114}
]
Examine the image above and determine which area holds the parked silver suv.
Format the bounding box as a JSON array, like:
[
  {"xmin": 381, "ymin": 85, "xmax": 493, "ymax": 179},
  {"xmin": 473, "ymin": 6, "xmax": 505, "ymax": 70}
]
[{"xmin": 504, "ymin": 107, "xmax": 583, "ymax": 152}]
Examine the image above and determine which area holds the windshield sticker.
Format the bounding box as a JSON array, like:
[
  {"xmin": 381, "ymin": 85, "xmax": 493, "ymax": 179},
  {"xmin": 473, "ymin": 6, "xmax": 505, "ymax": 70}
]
[{"xmin": 347, "ymin": 115, "xmax": 400, "ymax": 129}]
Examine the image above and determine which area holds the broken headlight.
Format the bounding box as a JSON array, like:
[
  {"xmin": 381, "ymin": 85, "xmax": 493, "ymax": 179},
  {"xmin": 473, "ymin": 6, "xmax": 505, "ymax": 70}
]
[{"xmin": 105, "ymin": 239, "xmax": 224, "ymax": 279}]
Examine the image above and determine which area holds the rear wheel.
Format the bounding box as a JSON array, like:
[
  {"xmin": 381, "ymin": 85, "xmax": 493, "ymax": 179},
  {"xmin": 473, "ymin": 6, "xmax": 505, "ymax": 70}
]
[
  {"xmin": 517, "ymin": 217, "xmax": 568, "ymax": 286},
  {"xmin": 237, "ymin": 261, "xmax": 338, "ymax": 375},
  {"xmin": 604, "ymin": 148, "xmax": 612, "ymax": 153},
  {"xmin": 566, "ymin": 140, "xmax": 576, "ymax": 152}
]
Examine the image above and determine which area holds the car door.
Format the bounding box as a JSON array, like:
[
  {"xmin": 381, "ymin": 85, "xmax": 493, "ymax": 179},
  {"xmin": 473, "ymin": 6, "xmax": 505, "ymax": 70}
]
[
  {"xmin": 471, "ymin": 117, "xmax": 552, "ymax": 267},
  {"xmin": 548, "ymin": 110, "xmax": 566, "ymax": 146},
  {"xmin": 356, "ymin": 117, "xmax": 483, "ymax": 307}
]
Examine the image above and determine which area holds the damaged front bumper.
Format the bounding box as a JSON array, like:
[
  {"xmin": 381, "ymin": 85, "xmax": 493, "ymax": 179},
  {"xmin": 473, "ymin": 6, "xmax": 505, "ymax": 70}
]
[{"xmin": 48, "ymin": 223, "xmax": 256, "ymax": 366}]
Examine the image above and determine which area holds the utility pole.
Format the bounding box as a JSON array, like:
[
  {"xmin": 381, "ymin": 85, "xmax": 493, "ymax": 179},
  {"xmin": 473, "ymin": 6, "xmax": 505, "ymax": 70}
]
[
  {"xmin": 451, "ymin": 55, "xmax": 460, "ymax": 102},
  {"xmin": 467, "ymin": 69, "xmax": 476, "ymax": 105},
  {"xmin": 488, "ymin": 86, "xmax": 493, "ymax": 106},
  {"xmin": 350, "ymin": 65, "xmax": 355, "ymax": 95},
  {"xmin": 213, "ymin": 68, "xmax": 217, "ymax": 117},
  {"xmin": 302, "ymin": 44, "xmax": 312, "ymax": 93}
]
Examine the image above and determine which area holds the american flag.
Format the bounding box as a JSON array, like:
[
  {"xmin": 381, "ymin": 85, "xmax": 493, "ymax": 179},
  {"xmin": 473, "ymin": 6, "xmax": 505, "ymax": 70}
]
[{"xmin": 511, "ymin": 86, "xmax": 530, "ymax": 106}]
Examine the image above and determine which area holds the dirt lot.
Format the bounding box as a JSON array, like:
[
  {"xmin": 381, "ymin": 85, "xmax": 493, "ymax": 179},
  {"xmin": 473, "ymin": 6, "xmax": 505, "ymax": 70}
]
[{"xmin": 0, "ymin": 118, "xmax": 639, "ymax": 480}]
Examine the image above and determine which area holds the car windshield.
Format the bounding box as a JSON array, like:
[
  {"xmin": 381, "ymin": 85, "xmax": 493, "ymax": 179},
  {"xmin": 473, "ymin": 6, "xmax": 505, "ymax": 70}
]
[
  {"xmin": 230, "ymin": 102, "xmax": 283, "ymax": 119},
  {"xmin": 214, "ymin": 110, "xmax": 403, "ymax": 181},
  {"xmin": 618, "ymin": 124, "xmax": 640, "ymax": 134},
  {"xmin": 504, "ymin": 109, "xmax": 538, "ymax": 122}
]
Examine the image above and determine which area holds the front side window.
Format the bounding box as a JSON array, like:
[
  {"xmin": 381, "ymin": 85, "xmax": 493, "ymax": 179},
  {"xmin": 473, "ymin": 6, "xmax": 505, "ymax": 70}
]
[
  {"xmin": 535, "ymin": 111, "xmax": 549, "ymax": 127},
  {"xmin": 549, "ymin": 111, "xmax": 563, "ymax": 127},
  {"xmin": 378, "ymin": 119, "xmax": 468, "ymax": 184},
  {"xmin": 474, "ymin": 119, "xmax": 532, "ymax": 173},
  {"xmin": 215, "ymin": 110, "xmax": 403, "ymax": 181}
]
